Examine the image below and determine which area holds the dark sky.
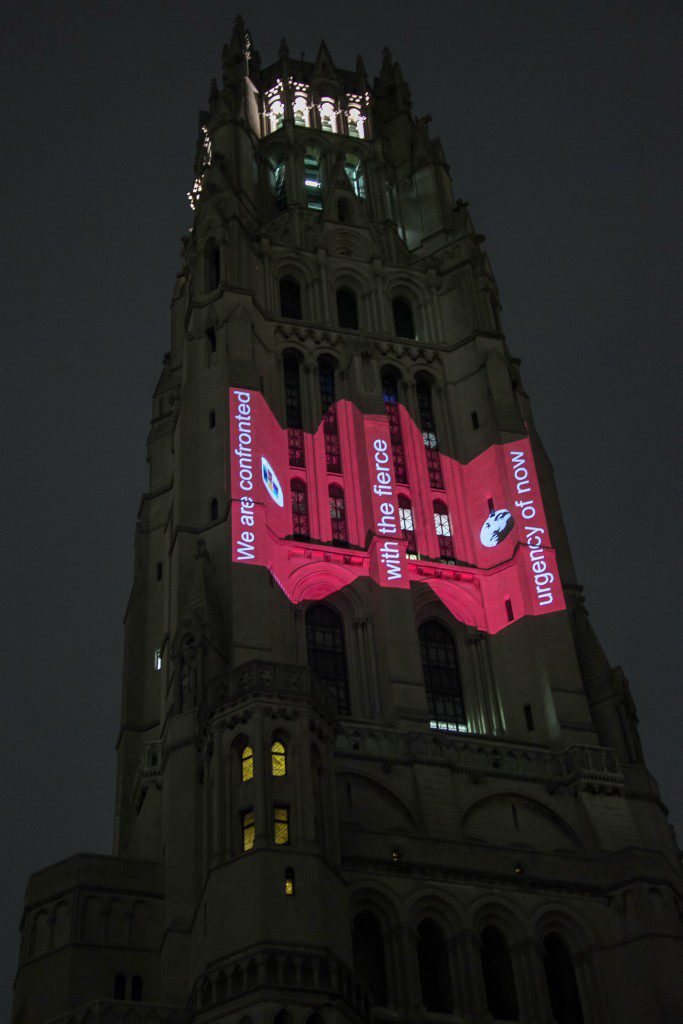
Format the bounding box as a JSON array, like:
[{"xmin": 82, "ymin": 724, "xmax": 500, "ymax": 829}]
[{"xmin": 1, "ymin": 0, "xmax": 681, "ymax": 1012}]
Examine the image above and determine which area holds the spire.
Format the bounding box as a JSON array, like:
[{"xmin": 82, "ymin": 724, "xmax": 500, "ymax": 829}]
[
  {"xmin": 313, "ymin": 39, "xmax": 336, "ymax": 78},
  {"xmin": 373, "ymin": 46, "xmax": 413, "ymax": 119},
  {"xmin": 279, "ymin": 38, "xmax": 289, "ymax": 59},
  {"xmin": 221, "ymin": 14, "xmax": 259, "ymax": 83}
]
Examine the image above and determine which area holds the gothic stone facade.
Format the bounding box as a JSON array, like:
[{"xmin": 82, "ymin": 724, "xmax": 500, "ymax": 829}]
[{"xmin": 12, "ymin": 22, "xmax": 683, "ymax": 1024}]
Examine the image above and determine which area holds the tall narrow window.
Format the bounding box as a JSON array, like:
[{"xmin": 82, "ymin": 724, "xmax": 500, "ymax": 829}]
[
  {"xmin": 284, "ymin": 867, "xmax": 296, "ymax": 895},
  {"xmin": 280, "ymin": 277, "xmax": 302, "ymax": 320},
  {"xmin": 344, "ymin": 156, "xmax": 366, "ymax": 198},
  {"xmin": 208, "ymin": 409, "xmax": 215, "ymax": 429},
  {"xmin": 481, "ymin": 926, "xmax": 520, "ymax": 1021},
  {"xmin": 241, "ymin": 745, "xmax": 254, "ymax": 782},
  {"xmin": 205, "ymin": 241, "xmax": 220, "ymax": 292},
  {"xmin": 319, "ymin": 98, "xmax": 336, "ymax": 132},
  {"xmin": 291, "ymin": 479, "xmax": 309, "ymax": 538},
  {"xmin": 207, "ymin": 326, "xmax": 217, "ymax": 352},
  {"xmin": 347, "ymin": 106, "xmax": 365, "ymax": 139},
  {"xmin": 417, "ymin": 379, "xmax": 444, "ymax": 489},
  {"xmin": 274, "ymin": 806, "xmax": 290, "ymax": 845},
  {"xmin": 242, "ymin": 809, "xmax": 255, "ymax": 851},
  {"xmin": 306, "ymin": 604, "xmax": 350, "ymax": 714},
  {"xmin": 392, "ymin": 297, "xmax": 415, "ymax": 339},
  {"xmin": 417, "ymin": 919, "xmax": 453, "ymax": 1012},
  {"xmin": 210, "ymin": 497, "xmax": 219, "ymax": 521},
  {"xmin": 352, "ymin": 911, "xmax": 388, "ymax": 1007},
  {"xmin": 304, "ymin": 151, "xmax": 323, "ymax": 209},
  {"xmin": 271, "ymin": 156, "xmax": 287, "ymax": 210},
  {"xmin": 399, "ymin": 496, "xmax": 417, "ymax": 558},
  {"xmin": 419, "ymin": 620, "xmax": 466, "ymax": 731},
  {"xmin": 292, "ymin": 91, "xmax": 309, "ymax": 126},
  {"xmin": 543, "ymin": 934, "xmax": 585, "ymax": 1024},
  {"xmin": 433, "ymin": 501, "xmax": 455, "ymax": 563},
  {"xmin": 131, "ymin": 975, "xmax": 143, "ymax": 1001},
  {"xmin": 319, "ymin": 361, "xmax": 341, "ymax": 472},
  {"xmin": 271, "ymin": 740, "xmax": 287, "ymax": 777},
  {"xmin": 283, "ymin": 355, "xmax": 305, "ymax": 467},
  {"xmin": 336, "ymin": 287, "xmax": 359, "ymax": 330},
  {"xmin": 329, "ymin": 485, "xmax": 348, "ymax": 544},
  {"xmin": 381, "ymin": 371, "xmax": 408, "ymax": 483}
]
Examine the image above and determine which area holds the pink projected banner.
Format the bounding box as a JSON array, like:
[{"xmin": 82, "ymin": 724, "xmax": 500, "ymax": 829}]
[{"xmin": 228, "ymin": 387, "xmax": 564, "ymax": 634}]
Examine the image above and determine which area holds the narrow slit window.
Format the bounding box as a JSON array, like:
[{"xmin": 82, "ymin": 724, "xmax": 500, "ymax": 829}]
[
  {"xmin": 209, "ymin": 409, "xmax": 216, "ymax": 429},
  {"xmin": 487, "ymin": 497, "xmax": 495, "ymax": 513},
  {"xmin": 274, "ymin": 806, "xmax": 290, "ymax": 845},
  {"xmin": 210, "ymin": 498, "xmax": 218, "ymax": 521},
  {"xmin": 156, "ymin": 561, "xmax": 163, "ymax": 581},
  {"xmin": 434, "ymin": 502, "xmax": 455, "ymax": 563},
  {"xmin": 329, "ymin": 484, "xmax": 348, "ymax": 544},
  {"xmin": 242, "ymin": 809, "xmax": 255, "ymax": 851},
  {"xmin": 417, "ymin": 380, "xmax": 444, "ymax": 489},
  {"xmin": 319, "ymin": 362, "xmax": 341, "ymax": 472},
  {"xmin": 291, "ymin": 479, "xmax": 309, "ymax": 538},
  {"xmin": 505, "ymin": 598, "xmax": 514, "ymax": 622},
  {"xmin": 471, "ymin": 410, "xmax": 480, "ymax": 429},
  {"xmin": 524, "ymin": 703, "xmax": 535, "ymax": 731},
  {"xmin": 284, "ymin": 867, "xmax": 295, "ymax": 895},
  {"xmin": 207, "ymin": 327, "xmax": 217, "ymax": 353}
]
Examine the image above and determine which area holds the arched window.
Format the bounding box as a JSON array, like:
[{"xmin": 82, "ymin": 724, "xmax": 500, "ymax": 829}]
[
  {"xmin": 267, "ymin": 92, "xmax": 285, "ymax": 133},
  {"xmin": 304, "ymin": 151, "xmax": 323, "ymax": 209},
  {"xmin": 292, "ymin": 91, "xmax": 309, "ymax": 127},
  {"xmin": 352, "ymin": 910, "xmax": 388, "ymax": 1006},
  {"xmin": 283, "ymin": 355, "xmax": 305, "ymax": 467},
  {"xmin": 433, "ymin": 501, "xmax": 455, "ymax": 563},
  {"xmin": 291, "ymin": 479, "xmax": 309, "ymax": 538},
  {"xmin": 345, "ymin": 154, "xmax": 366, "ymax": 198},
  {"xmin": 417, "ymin": 919, "xmax": 453, "ymax": 1012},
  {"xmin": 399, "ymin": 495, "xmax": 417, "ymax": 558},
  {"xmin": 329, "ymin": 484, "xmax": 348, "ymax": 544},
  {"xmin": 543, "ymin": 934, "xmax": 585, "ymax": 1024},
  {"xmin": 381, "ymin": 370, "xmax": 408, "ymax": 483},
  {"xmin": 416, "ymin": 378, "xmax": 444, "ymax": 489},
  {"xmin": 347, "ymin": 106, "xmax": 365, "ymax": 139},
  {"xmin": 319, "ymin": 97, "xmax": 337, "ymax": 132},
  {"xmin": 305, "ymin": 604, "xmax": 350, "ymax": 714},
  {"xmin": 131, "ymin": 975, "xmax": 143, "ymax": 1001},
  {"xmin": 210, "ymin": 497, "xmax": 219, "ymax": 521},
  {"xmin": 270, "ymin": 154, "xmax": 287, "ymax": 210},
  {"xmin": 319, "ymin": 361, "xmax": 341, "ymax": 472},
  {"xmin": 241, "ymin": 745, "xmax": 254, "ymax": 782},
  {"xmin": 336, "ymin": 287, "xmax": 359, "ymax": 330},
  {"xmin": 271, "ymin": 740, "xmax": 287, "ymax": 777},
  {"xmin": 280, "ymin": 277, "xmax": 302, "ymax": 320},
  {"xmin": 205, "ymin": 241, "xmax": 220, "ymax": 292},
  {"xmin": 284, "ymin": 867, "xmax": 295, "ymax": 896},
  {"xmin": 113, "ymin": 973, "xmax": 126, "ymax": 999},
  {"xmin": 242, "ymin": 809, "xmax": 255, "ymax": 851},
  {"xmin": 392, "ymin": 297, "xmax": 415, "ymax": 339},
  {"xmin": 419, "ymin": 620, "xmax": 466, "ymax": 732},
  {"xmin": 481, "ymin": 926, "xmax": 520, "ymax": 1021}
]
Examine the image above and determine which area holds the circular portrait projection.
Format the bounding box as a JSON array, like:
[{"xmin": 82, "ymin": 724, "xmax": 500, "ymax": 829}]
[
  {"xmin": 261, "ymin": 456, "xmax": 284, "ymax": 507},
  {"xmin": 480, "ymin": 508, "xmax": 514, "ymax": 548}
]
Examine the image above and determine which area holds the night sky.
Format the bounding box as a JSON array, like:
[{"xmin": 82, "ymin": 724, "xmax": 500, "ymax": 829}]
[{"xmin": 1, "ymin": 1, "xmax": 681, "ymax": 1012}]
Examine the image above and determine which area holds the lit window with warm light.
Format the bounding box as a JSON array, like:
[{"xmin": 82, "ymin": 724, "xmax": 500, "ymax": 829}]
[
  {"xmin": 241, "ymin": 745, "xmax": 254, "ymax": 782},
  {"xmin": 242, "ymin": 809, "xmax": 255, "ymax": 851},
  {"xmin": 274, "ymin": 806, "xmax": 290, "ymax": 845},
  {"xmin": 284, "ymin": 867, "xmax": 295, "ymax": 895},
  {"xmin": 271, "ymin": 741, "xmax": 287, "ymax": 777},
  {"xmin": 319, "ymin": 98, "xmax": 337, "ymax": 132}
]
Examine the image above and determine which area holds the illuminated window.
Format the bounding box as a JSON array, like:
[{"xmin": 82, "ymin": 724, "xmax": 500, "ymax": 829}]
[
  {"xmin": 433, "ymin": 502, "xmax": 454, "ymax": 563},
  {"xmin": 399, "ymin": 496, "xmax": 417, "ymax": 558},
  {"xmin": 481, "ymin": 926, "xmax": 519, "ymax": 1021},
  {"xmin": 271, "ymin": 156, "xmax": 287, "ymax": 210},
  {"xmin": 210, "ymin": 497, "xmax": 219, "ymax": 521},
  {"xmin": 241, "ymin": 745, "xmax": 254, "ymax": 782},
  {"xmin": 417, "ymin": 919, "xmax": 453, "ymax": 1012},
  {"xmin": 381, "ymin": 372, "xmax": 408, "ymax": 483},
  {"xmin": 280, "ymin": 277, "xmax": 302, "ymax": 320},
  {"xmin": 306, "ymin": 604, "xmax": 350, "ymax": 714},
  {"xmin": 292, "ymin": 89, "xmax": 309, "ymax": 126},
  {"xmin": 419, "ymin": 620, "xmax": 466, "ymax": 731},
  {"xmin": 392, "ymin": 297, "xmax": 415, "ymax": 339},
  {"xmin": 336, "ymin": 287, "xmax": 359, "ymax": 330},
  {"xmin": 267, "ymin": 92, "xmax": 285, "ymax": 133},
  {"xmin": 329, "ymin": 485, "xmax": 348, "ymax": 544},
  {"xmin": 242, "ymin": 809, "xmax": 255, "ymax": 851},
  {"xmin": 319, "ymin": 362, "xmax": 341, "ymax": 472},
  {"xmin": 291, "ymin": 479, "xmax": 309, "ymax": 538},
  {"xmin": 154, "ymin": 648, "xmax": 162, "ymax": 672},
  {"xmin": 284, "ymin": 867, "xmax": 295, "ymax": 895},
  {"xmin": 319, "ymin": 97, "xmax": 337, "ymax": 132},
  {"xmin": 304, "ymin": 152, "xmax": 323, "ymax": 210},
  {"xmin": 543, "ymin": 933, "xmax": 585, "ymax": 1024},
  {"xmin": 352, "ymin": 910, "xmax": 388, "ymax": 1006},
  {"xmin": 344, "ymin": 156, "xmax": 366, "ymax": 198},
  {"xmin": 131, "ymin": 975, "xmax": 143, "ymax": 1001},
  {"xmin": 347, "ymin": 105, "xmax": 365, "ymax": 139},
  {"xmin": 272, "ymin": 740, "xmax": 287, "ymax": 777},
  {"xmin": 283, "ymin": 355, "xmax": 305, "ymax": 466},
  {"xmin": 417, "ymin": 380, "xmax": 444, "ymax": 489},
  {"xmin": 205, "ymin": 241, "xmax": 220, "ymax": 292},
  {"xmin": 274, "ymin": 806, "xmax": 290, "ymax": 845}
]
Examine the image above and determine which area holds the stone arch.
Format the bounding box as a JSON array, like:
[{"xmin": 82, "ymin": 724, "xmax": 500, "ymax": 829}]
[
  {"xmin": 337, "ymin": 770, "xmax": 417, "ymax": 833},
  {"xmin": 462, "ymin": 791, "xmax": 583, "ymax": 851},
  {"xmin": 406, "ymin": 889, "xmax": 464, "ymax": 937}
]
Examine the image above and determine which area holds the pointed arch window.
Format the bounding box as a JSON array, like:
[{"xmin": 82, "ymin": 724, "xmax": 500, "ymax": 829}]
[
  {"xmin": 347, "ymin": 104, "xmax": 366, "ymax": 139},
  {"xmin": 241, "ymin": 745, "xmax": 254, "ymax": 782},
  {"xmin": 271, "ymin": 155, "xmax": 287, "ymax": 210},
  {"xmin": 419, "ymin": 620, "xmax": 467, "ymax": 732},
  {"xmin": 329, "ymin": 484, "xmax": 348, "ymax": 544},
  {"xmin": 292, "ymin": 89, "xmax": 309, "ymax": 127},
  {"xmin": 352, "ymin": 910, "xmax": 388, "ymax": 1006},
  {"xmin": 399, "ymin": 495, "xmax": 417, "ymax": 558},
  {"xmin": 336, "ymin": 287, "xmax": 359, "ymax": 330},
  {"xmin": 381, "ymin": 371, "xmax": 408, "ymax": 483},
  {"xmin": 344, "ymin": 155, "xmax": 366, "ymax": 198},
  {"xmin": 417, "ymin": 919, "xmax": 453, "ymax": 1012},
  {"xmin": 433, "ymin": 501, "xmax": 455, "ymax": 563},
  {"xmin": 417, "ymin": 379, "xmax": 444, "ymax": 489},
  {"xmin": 392, "ymin": 297, "xmax": 415, "ymax": 339},
  {"xmin": 319, "ymin": 361, "xmax": 341, "ymax": 472},
  {"xmin": 543, "ymin": 934, "xmax": 585, "ymax": 1024},
  {"xmin": 205, "ymin": 241, "xmax": 220, "ymax": 292},
  {"xmin": 271, "ymin": 740, "xmax": 287, "ymax": 777},
  {"xmin": 283, "ymin": 355, "xmax": 305, "ymax": 466},
  {"xmin": 319, "ymin": 98, "xmax": 337, "ymax": 133},
  {"xmin": 304, "ymin": 151, "xmax": 323, "ymax": 209},
  {"xmin": 280, "ymin": 277, "xmax": 302, "ymax": 320},
  {"xmin": 291, "ymin": 479, "xmax": 309, "ymax": 538},
  {"xmin": 481, "ymin": 926, "xmax": 520, "ymax": 1021},
  {"xmin": 305, "ymin": 604, "xmax": 350, "ymax": 714}
]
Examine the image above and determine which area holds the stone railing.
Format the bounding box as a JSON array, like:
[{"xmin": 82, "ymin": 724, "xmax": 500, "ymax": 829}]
[
  {"xmin": 206, "ymin": 660, "xmax": 338, "ymax": 720},
  {"xmin": 189, "ymin": 948, "xmax": 370, "ymax": 1020},
  {"xmin": 49, "ymin": 1001, "xmax": 183, "ymax": 1024}
]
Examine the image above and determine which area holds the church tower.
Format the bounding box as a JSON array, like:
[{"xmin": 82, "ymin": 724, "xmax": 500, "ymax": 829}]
[{"xmin": 13, "ymin": 21, "xmax": 683, "ymax": 1024}]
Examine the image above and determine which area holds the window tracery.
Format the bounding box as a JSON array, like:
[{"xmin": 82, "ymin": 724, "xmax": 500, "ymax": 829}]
[
  {"xmin": 319, "ymin": 97, "xmax": 337, "ymax": 132},
  {"xmin": 419, "ymin": 620, "xmax": 467, "ymax": 732},
  {"xmin": 433, "ymin": 501, "xmax": 455, "ymax": 562}
]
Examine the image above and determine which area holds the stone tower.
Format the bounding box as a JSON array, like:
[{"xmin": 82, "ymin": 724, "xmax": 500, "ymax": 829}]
[{"xmin": 13, "ymin": 20, "xmax": 683, "ymax": 1024}]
